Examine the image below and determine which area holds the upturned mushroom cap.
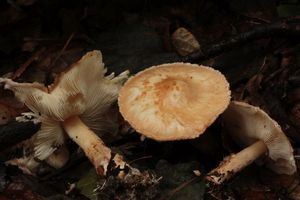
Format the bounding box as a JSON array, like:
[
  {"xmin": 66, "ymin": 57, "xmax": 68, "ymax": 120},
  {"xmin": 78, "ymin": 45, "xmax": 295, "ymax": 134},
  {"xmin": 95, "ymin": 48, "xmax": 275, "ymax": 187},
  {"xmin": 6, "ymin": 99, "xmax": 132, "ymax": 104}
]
[
  {"xmin": 1, "ymin": 51, "xmax": 128, "ymax": 121},
  {"xmin": 118, "ymin": 63, "xmax": 231, "ymax": 141},
  {"xmin": 0, "ymin": 50, "xmax": 129, "ymax": 160},
  {"xmin": 222, "ymin": 101, "xmax": 296, "ymax": 175}
]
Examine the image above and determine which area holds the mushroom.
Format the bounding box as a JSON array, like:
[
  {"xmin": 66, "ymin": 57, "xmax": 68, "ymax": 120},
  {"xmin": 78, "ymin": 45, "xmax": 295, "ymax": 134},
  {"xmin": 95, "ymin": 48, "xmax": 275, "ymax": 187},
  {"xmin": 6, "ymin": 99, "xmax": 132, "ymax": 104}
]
[
  {"xmin": 0, "ymin": 50, "xmax": 132, "ymax": 176},
  {"xmin": 7, "ymin": 155, "xmax": 40, "ymax": 176},
  {"xmin": 5, "ymin": 133, "xmax": 69, "ymax": 175},
  {"xmin": 44, "ymin": 144, "xmax": 69, "ymax": 169},
  {"xmin": 6, "ymin": 144, "xmax": 69, "ymax": 175},
  {"xmin": 207, "ymin": 101, "xmax": 297, "ymax": 184},
  {"xmin": 118, "ymin": 62, "xmax": 231, "ymax": 141}
]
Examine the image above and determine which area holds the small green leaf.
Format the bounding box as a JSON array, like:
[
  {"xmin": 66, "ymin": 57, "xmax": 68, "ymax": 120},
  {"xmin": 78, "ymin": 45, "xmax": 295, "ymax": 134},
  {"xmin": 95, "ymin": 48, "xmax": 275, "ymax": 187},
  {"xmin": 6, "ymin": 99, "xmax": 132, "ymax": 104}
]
[{"xmin": 76, "ymin": 168, "xmax": 98, "ymax": 200}]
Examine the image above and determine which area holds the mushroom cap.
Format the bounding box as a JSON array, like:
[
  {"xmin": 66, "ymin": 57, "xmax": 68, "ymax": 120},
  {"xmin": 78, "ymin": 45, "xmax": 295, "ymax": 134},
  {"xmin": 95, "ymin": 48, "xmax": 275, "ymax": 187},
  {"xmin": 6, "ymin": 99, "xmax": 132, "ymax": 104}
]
[
  {"xmin": 1, "ymin": 51, "xmax": 128, "ymax": 121},
  {"xmin": 222, "ymin": 101, "xmax": 296, "ymax": 175},
  {"xmin": 118, "ymin": 63, "xmax": 231, "ymax": 141}
]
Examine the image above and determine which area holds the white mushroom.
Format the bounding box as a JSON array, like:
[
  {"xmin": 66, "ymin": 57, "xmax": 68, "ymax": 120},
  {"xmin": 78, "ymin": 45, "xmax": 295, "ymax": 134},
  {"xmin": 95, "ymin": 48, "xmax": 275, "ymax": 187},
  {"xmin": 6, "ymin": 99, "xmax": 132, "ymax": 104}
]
[
  {"xmin": 6, "ymin": 144, "xmax": 69, "ymax": 175},
  {"xmin": 7, "ymin": 156, "xmax": 40, "ymax": 176},
  {"xmin": 118, "ymin": 62, "xmax": 231, "ymax": 141},
  {"xmin": 45, "ymin": 144, "xmax": 69, "ymax": 169},
  {"xmin": 0, "ymin": 50, "xmax": 132, "ymax": 176},
  {"xmin": 207, "ymin": 101, "xmax": 297, "ymax": 184}
]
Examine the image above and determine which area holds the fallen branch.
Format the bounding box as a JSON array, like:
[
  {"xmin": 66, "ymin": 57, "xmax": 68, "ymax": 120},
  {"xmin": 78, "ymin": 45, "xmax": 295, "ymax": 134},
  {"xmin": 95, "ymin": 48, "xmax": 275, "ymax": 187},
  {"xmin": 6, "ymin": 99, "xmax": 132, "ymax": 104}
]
[{"xmin": 183, "ymin": 16, "xmax": 300, "ymax": 63}]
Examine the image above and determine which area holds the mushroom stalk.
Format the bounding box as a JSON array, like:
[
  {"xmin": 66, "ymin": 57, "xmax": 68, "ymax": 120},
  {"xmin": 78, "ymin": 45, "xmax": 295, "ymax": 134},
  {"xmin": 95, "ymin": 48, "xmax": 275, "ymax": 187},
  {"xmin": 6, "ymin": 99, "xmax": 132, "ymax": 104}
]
[
  {"xmin": 206, "ymin": 140, "xmax": 268, "ymax": 184},
  {"xmin": 63, "ymin": 116, "xmax": 131, "ymax": 176}
]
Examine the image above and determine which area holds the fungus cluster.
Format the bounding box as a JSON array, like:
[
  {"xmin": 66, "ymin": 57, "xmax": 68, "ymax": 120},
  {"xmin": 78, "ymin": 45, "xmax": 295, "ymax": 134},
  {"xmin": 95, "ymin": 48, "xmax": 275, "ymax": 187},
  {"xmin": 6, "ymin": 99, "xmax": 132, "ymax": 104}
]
[{"xmin": 2, "ymin": 51, "xmax": 296, "ymax": 185}]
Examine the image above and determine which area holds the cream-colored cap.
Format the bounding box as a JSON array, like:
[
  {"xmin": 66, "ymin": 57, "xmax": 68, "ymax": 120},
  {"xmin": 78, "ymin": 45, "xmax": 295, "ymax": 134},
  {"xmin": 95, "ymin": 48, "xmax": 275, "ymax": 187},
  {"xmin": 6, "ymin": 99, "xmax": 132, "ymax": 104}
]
[
  {"xmin": 222, "ymin": 101, "xmax": 296, "ymax": 175},
  {"xmin": 118, "ymin": 63, "xmax": 231, "ymax": 141}
]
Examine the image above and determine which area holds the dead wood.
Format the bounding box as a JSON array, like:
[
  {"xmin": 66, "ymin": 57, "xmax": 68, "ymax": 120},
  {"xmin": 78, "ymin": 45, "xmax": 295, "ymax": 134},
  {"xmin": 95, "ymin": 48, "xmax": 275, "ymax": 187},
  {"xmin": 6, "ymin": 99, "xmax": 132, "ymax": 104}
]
[{"xmin": 183, "ymin": 16, "xmax": 300, "ymax": 63}]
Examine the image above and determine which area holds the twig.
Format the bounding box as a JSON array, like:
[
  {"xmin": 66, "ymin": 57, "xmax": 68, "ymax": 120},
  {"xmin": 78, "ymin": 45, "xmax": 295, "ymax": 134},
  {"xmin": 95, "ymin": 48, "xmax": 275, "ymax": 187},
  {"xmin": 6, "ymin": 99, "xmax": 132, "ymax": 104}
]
[
  {"xmin": 129, "ymin": 155, "xmax": 153, "ymax": 164},
  {"xmin": 44, "ymin": 33, "xmax": 75, "ymax": 85},
  {"xmin": 50, "ymin": 32, "xmax": 75, "ymax": 67},
  {"xmin": 160, "ymin": 177, "xmax": 199, "ymax": 200},
  {"xmin": 12, "ymin": 48, "xmax": 46, "ymax": 80},
  {"xmin": 183, "ymin": 16, "xmax": 300, "ymax": 63},
  {"xmin": 6, "ymin": 0, "xmax": 22, "ymax": 11}
]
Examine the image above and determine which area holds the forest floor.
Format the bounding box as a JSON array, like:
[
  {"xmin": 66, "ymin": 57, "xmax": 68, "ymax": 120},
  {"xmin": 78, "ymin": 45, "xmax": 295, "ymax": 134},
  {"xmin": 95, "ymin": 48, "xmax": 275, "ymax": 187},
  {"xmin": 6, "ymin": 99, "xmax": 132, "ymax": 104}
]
[{"xmin": 0, "ymin": 0, "xmax": 300, "ymax": 199}]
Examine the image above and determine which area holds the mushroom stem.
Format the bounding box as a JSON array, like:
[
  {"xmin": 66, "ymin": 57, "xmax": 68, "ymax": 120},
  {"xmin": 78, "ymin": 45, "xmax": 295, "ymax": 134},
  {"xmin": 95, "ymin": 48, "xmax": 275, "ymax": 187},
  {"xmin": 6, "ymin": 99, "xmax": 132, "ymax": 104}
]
[
  {"xmin": 63, "ymin": 115, "xmax": 132, "ymax": 176},
  {"xmin": 206, "ymin": 140, "xmax": 268, "ymax": 184}
]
